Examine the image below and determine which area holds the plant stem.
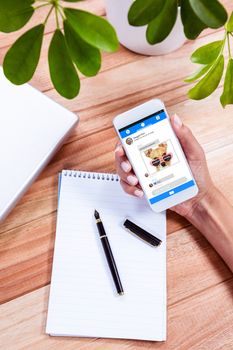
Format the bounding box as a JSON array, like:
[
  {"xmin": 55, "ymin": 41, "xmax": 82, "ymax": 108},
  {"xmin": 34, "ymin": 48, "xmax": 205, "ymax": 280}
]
[
  {"xmin": 227, "ymin": 33, "xmax": 232, "ymax": 58},
  {"xmin": 57, "ymin": 5, "xmax": 65, "ymax": 20},
  {"xmin": 36, "ymin": 0, "xmax": 50, "ymax": 3},
  {"xmin": 55, "ymin": 6, "xmax": 59, "ymax": 28},
  {"xmin": 219, "ymin": 31, "xmax": 227, "ymax": 56},
  {"xmin": 44, "ymin": 5, "xmax": 54, "ymax": 25},
  {"xmin": 34, "ymin": 3, "xmax": 50, "ymax": 10}
]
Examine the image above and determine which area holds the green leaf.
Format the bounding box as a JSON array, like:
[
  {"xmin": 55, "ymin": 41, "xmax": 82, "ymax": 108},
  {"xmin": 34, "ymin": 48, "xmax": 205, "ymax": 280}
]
[
  {"xmin": 191, "ymin": 40, "xmax": 223, "ymax": 64},
  {"xmin": 184, "ymin": 64, "xmax": 211, "ymax": 82},
  {"xmin": 128, "ymin": 0, "xmax": 164, "ymax": 26},
  {"xmin": 146, "ymin": 0, "xmax": 177, "ymax": 44},
  {"xmin": 3, "ymin": 24, "xmax": 44, "ymax": 84},
  {"xmin": 220, "ymin": 59, "xmax": 233, "ymax": 107},
  {"xmin": 0, "ymin": 0, "xmax": 34, "ymax": 33},
  {"xmin": 181, "ymin": 0, "xmax": 207, "ymax": 39},
  {"xmin": 188, "ymin": 55, "xmax": 224, "ymax": 100},
  {"xmin": 64, "ymin": 20, "xmax": 101, "ymax": 77},
  {"xmin": 189, "ymin": 0, "xmax": 228, "ymax": 29},
  {"xmin": 64, "ymin": 8, "xmax": 119, "ymax": 52},
  {"xmin": 48, "ymin": 29, "xmax": 80, "ymax": 99},
  {"xmin": 226, "ymin": 11, "xmax": 233, "ymax": 32}
]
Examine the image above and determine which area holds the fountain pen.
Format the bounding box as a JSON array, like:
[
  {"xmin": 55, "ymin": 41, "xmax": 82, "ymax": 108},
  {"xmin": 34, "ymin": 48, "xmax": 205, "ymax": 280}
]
[{"xmin": 94, "ymin": 210, "xmax": 124, "ymax": 295}]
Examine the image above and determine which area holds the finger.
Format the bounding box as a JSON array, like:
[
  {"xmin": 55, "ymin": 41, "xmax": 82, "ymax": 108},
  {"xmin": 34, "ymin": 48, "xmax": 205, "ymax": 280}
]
[
  {"xmin": 114, "ymin": 143, "xmax": 125, "ymax": 157},
  {"xmin": 170, "ymin": 114, "xmax": 205, "ymax": 161},
  {"xmin": 115, "ymin": 145, "xmax": 132, "ymax": 174},
  {"xmin": 120, "ymin": 180, "xmax": 144, "ymax": 198},
  {"xmin": 115, "ymin": 144, "xmax": 138, "ymax": 185},
  {"xmin": 116, "ymin": 161, "xmax": 139, "ymax": 186}
]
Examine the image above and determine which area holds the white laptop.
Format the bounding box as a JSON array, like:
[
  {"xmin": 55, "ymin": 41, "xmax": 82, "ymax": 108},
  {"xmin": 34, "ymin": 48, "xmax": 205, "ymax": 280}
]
[{"xmin": 0, "ymin": 68, "xmax": 79, "ymax": 221}]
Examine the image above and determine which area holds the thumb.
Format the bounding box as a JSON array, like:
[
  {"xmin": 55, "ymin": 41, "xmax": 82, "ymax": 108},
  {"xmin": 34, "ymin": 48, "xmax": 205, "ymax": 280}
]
[{"xmin": 170, "ymin": 114, "xmax": 204, "ymax": 161}]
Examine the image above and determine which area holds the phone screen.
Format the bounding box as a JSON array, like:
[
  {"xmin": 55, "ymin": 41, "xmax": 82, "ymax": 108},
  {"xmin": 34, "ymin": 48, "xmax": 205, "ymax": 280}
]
[{"xmin": 119, "ymin": 109, "xmax": 195, "ymax": 204}]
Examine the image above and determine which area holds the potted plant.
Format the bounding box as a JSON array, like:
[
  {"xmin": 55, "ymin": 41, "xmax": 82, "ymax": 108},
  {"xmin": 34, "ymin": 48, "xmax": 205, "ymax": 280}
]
[
  {"xmin": 0, "ymin": 0, "xmax": 119, "ymax": 99},
  {"xmin": 185, "ymin": 12, "xmax": 233, "ymax": 107},
  {"xmin": 105, "ymin": 0, "xmax": 186, "ymax": 55},
  {"xmin": 115, "ymin": 0, "xmax": 232, "ymax": 107},
  {"xmin": 0, "ymin": 0, "xmax": 232, "ymax": 107}
]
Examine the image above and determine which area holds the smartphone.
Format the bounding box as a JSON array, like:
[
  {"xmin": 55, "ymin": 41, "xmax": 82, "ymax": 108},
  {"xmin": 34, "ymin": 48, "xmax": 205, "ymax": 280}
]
[{"xmin": 113, "ymin": 99, "xmax": 198, "ymax": 212}]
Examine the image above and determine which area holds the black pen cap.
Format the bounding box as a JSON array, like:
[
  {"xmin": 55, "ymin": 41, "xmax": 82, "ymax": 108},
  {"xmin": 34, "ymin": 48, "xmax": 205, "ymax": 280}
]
[{"xmin": 123, "ymin": 218, "xmax": 162, "ymax": 247}]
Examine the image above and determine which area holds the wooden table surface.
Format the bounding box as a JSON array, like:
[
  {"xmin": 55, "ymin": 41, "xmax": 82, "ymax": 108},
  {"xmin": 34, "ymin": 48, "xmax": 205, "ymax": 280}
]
[{"xmin": 1, "ymin": 1, "xmax": 233, "ymax": 349}]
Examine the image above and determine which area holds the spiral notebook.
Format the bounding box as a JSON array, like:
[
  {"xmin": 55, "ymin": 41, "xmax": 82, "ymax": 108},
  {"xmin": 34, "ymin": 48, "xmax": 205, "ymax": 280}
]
[{"xmin": 46, "ymin": 170, "xmax": 166, "ymax": 341}]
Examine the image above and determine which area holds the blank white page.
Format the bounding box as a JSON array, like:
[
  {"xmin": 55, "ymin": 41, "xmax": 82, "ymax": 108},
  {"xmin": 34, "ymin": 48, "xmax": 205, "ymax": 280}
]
[{"xmin": 46, "ymin": 170, "xmax": 166, "ymax": 341}]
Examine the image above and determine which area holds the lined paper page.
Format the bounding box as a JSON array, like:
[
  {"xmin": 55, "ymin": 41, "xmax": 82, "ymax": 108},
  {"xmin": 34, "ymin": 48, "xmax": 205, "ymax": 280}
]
[{"xmin": 46, "ymin": 170, "xmax": 166, "ymax": 341}]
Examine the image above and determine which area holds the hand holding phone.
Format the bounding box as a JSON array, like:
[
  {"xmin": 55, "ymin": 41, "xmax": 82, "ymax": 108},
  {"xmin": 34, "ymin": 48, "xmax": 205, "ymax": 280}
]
[{"xmin": 113, "ymin": 99, "xmax": 199, "ymax": 212}]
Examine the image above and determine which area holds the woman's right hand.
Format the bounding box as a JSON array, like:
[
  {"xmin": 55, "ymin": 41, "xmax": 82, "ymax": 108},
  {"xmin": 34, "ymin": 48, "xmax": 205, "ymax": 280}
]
[{"xmin": 115, "ymin": 114, "xmax": 216, "ymax": 219}]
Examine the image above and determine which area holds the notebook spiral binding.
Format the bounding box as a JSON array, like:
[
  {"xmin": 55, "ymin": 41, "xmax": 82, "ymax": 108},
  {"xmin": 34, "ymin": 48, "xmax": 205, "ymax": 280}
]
[{"xmin": 63, "ymin": 170, "xmax": 119, "ymax": 182}]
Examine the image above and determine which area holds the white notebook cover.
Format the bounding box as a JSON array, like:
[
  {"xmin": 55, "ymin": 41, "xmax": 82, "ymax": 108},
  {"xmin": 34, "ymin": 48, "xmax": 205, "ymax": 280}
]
[
  {"xmin": 0, "ymin": 69, "xmax": 78, "ymax": 221},
  {"xmin": 46, "ymin": 170, "xmax": 166, "ymax": 341}
]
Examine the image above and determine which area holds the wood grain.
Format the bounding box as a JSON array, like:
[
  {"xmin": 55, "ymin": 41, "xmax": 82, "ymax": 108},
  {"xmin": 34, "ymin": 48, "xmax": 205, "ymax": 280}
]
[
  {"xmin": 1, "ymin": 0, "xmax": 233, "ymax": 348},
  {"xmin": 1, "ymin": 242, "xmax": 232, "ymax": 350}
]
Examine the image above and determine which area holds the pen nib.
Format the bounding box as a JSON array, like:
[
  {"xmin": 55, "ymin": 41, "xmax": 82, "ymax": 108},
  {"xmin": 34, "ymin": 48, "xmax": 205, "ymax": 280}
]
[{"xmin": 94, "ymin": 210, "xmax": 100, "ymax": 220}]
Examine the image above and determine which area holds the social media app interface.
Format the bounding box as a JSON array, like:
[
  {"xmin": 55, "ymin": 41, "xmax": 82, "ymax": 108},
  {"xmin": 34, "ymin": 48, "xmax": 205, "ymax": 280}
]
[{"xmin": 119, "ymin": 110, "xmax": 195, "ymax": 204}]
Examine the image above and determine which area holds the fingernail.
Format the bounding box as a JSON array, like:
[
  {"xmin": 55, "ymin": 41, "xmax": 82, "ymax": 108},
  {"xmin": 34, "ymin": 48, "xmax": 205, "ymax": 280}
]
[
  {"xmin": 115, "ymin": 145, "xmax": 122, "ymax": 153},
  {"xmin": 127, "ymin": 175, "xmax": 138, "ymax": 186},
  {"xmin": 174, "ymin": 114, "xmax": 183, "ymax": 128},
  {"xmin": 134, "ymin": 189, "xmax": 144, "ymax": 198},
  {"xmin": 121, "ymin": 161, "xmax": 131, "ymax": 173}
]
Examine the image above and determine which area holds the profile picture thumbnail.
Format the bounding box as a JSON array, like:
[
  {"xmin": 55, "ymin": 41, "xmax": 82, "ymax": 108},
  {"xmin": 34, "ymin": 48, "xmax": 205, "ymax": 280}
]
[{"xmin": 126, "ymin": 137, "xmax": 133, "ymax": 145}]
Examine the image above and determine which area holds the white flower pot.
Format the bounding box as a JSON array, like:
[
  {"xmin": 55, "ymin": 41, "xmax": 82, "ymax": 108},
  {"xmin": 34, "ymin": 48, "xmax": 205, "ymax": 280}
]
[{"xmin": 105, "ymin": 0, "xmax": 186, "ymax": 56}]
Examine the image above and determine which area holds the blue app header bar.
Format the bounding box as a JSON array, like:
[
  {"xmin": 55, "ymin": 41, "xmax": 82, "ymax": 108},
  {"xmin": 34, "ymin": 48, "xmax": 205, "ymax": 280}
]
[{"xmin": 119, "ymin": 111, "xmax": 167, "ymax": 139}]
